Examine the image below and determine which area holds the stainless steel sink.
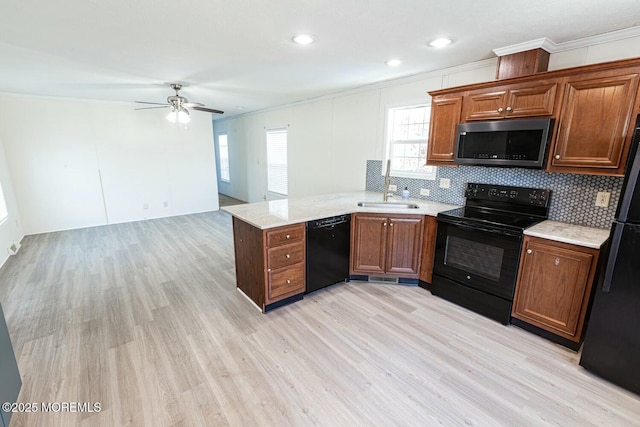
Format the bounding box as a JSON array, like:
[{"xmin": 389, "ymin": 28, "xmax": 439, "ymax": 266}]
[{"xmin": 357, "ymin": 201, "xmax": 420, "ymax": 209}]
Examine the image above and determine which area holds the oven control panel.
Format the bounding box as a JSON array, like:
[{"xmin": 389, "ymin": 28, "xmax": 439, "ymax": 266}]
[{"xmin": 465, "ymin": 183, "xmax": 550, "ymax": 207}]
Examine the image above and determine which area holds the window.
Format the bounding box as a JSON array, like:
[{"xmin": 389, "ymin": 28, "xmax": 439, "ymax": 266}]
[
  {"xmin": 266, "ymin": 128, "xmax": 288, "ymax": 196},
  {"xmin": 0, "ymin": 182, "xmax": 8, "ymax": 223},
  {"xmin": 385, "ymin": 104, "xmax": 436, "ymax": 180},
  {"xmin": 218, "ymin": 134, "xmax": 230, "ymax": 182}
]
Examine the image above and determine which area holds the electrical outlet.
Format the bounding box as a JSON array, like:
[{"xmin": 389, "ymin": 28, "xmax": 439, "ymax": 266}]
[
  {"xmin": 388, "ymin": 184, "xmax": 397, "ymax": 192},
  {"xmin": 439, "ymin": 178, "xmax": 451, "ymax": 189},
  {"xmin": 420, "ymin": 188, "xmax": 430, "ymax": 196},
  {"xmin": 596, "ymin": 191, "xmax": 611, "ymax": 207}
]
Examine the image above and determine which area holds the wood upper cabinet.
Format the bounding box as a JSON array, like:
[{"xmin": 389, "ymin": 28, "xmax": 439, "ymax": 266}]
[
  {"xmin": 232, "ymin": 218, "xmax": 306, "ymax": 311},
  {"xmin": 512, "ymin": 236, "xmax": 600, "ymax": 343},
  {"xmin": 463, "ymin": 80, "xmax": 558, "ymax": 121},
  {"xmin": 426, "ymin": 94, "xmax": 463, "ymax": 165},
  {"xmin": 548, "ymin": 69, "xmax": 640, "ymax": 175},
  {"xmin": 350, "ymin": 213, "xmax": 424, "ymax": 278}
]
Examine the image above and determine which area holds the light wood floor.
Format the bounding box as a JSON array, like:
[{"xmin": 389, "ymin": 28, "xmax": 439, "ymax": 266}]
[
  {"xmin": 1, "ymin": 211, "xmax": 639, "ymax": 426},
  {"xmin": 218, "ymin": 194, "xmax": 245, "ymax": 208}
]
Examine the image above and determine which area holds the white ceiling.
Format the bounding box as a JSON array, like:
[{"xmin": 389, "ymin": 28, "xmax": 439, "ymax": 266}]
[{"xmin": 1, "ymin": 0, "xmax": 639, "ymax": 119}]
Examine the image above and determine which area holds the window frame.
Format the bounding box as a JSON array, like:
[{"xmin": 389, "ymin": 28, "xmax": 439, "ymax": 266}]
[
  {"xmin": 384, "ymin": 103, "xmax": 437, "ymax": 180},
  {"xmin": 0, "ymin": 181, "xmax": 8, "ymax": 224},
  {"xmin": 217, "ymin": 133, "xmax": 230, "ymax": 183},
  {"xmin": 266, "ymin": 127, "xmax": 288, "ymax": 197}
]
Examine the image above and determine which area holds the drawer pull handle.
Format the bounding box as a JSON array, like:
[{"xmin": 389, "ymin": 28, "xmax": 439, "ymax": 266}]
[
  {"xmin": 285, "ymin": 254, "xmax": 291, "ymax": 259},
  {"xmin": 527, "ymin": 249, "xmax": 532, "ymax": 254},
  {"xmin": 554, "ymin": 258, "xmax": 560, "ymax": 266}
]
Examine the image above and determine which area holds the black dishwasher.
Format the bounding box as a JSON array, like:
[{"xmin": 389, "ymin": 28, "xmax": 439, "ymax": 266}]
[{"xmin": 306, "ymin": 214, "xmax": 351, "ymax": 294}]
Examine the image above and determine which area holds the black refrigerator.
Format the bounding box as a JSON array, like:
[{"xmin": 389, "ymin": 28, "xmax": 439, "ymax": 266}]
[{"xmin": 580, "ymin": 115, "xmax": 640, "ymax": 395}]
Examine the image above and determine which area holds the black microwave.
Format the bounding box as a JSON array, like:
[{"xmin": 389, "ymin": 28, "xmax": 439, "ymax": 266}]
[{"xmin": 454, "ymin": 118, "xmax": 554, "ymax": 169}]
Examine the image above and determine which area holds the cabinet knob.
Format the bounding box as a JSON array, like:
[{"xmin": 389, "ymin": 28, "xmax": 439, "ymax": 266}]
[
  {"xmin": 497, "ymin": 107, "xmax": 504, "ymax": 113},
  {"xmin": 390, "ymin": 223, "xmax": 394, "ymax": 227},
  {"xmin": 449, "ymin": 152, "xmax": 454, "ymax": 156},
  {"xmin": 286, "ymin": 279, "xmax": 291, "ymax": 284},
  {"xmin": 506, "ymin": 106, "xmax": 512, "ymax": 112},
  {"xmin": 285, "ymin": 234, "xmax": 290, "ymax": 239},
  {"xmin": 383, "ymin": 222, "xmax": 387, "ymax": 226},
  {"xmin": 285, "ymin": 253, "xmax": 291, "ymax": 259},
  {"xmin": 554, "ymin": 258, "xmax": 561, "ymax": 266},
  {"xmin": 527, "ymin": 249, "xmax": 533, "ymax": 254},
  {"xmin": 555, "ymin": 154, "xmax": 561, "ymax": 160}
]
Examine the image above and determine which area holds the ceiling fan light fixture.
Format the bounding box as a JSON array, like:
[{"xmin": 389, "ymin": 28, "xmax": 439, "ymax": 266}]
[
  {"xmin": 166, "ymin": 109, "xmax": 177, "ymax": 123},
  {"xmin": 177, "ymin": 109, "xmax": 191, "ymax": 124}
]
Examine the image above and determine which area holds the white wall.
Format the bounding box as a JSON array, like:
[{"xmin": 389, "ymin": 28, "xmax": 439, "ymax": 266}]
[
  {"xmin": 214, "ymin": 34, "xmax": 640, "ymax": 203},
  {"xmin": 0, "ymin": 96, "xmax": 219, "ymax": 234},
  {"xmin": 213, "ymin": 60, "xmax": 496, "ymax": 203},
  {"xmin": 0, "ymin": 136, "xmax": 24, "ymax": 268}
]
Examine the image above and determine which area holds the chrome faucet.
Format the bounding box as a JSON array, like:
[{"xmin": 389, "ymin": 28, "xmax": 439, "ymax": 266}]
[{"xmin": 383, "ymin": 159, "xmax": 392, "ymax": 201}]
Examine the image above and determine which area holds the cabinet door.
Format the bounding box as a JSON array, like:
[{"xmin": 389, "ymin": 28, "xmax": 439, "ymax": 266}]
[
  {"xmin": 427, "ymin": 95, "xmax": 463, "ymax": 165},
  {"xmin": 512, "ymin": 237, "xmax": 598, "ymax": 342},
  {"xmin": 350, "ymin": 214, "xmax": 388, "ymax": 275},
  {"xmin": 266, "ymin": 262, "xmax": 305, "ymax": 303},
  {"xmin": 463, "ymin": 90, "xmax": 507, "ymax": 121},
  {"xmin": 386, "ymin": 216, "xmax": 424, "ymax": 277},
  {"xmin": 506, "ymin": 81, "xmax": 557, "ymax": 118},
  {"xmin": 549, "ymin": 70, "xmax": 640, "ymax": 174},
  {"xmin": 419, "ymin": 216, "xmax": 438, "ymax": 283}
]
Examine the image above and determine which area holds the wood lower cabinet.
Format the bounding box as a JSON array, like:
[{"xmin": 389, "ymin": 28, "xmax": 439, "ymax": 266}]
[
  {"xmin": 463, "ymin": 80, "xmax": 557, "ymax": 121},
  {"xmin": 512, "ymin": 236, "xmax": 600, "ymax": 344},
  {"xmin": 232, "ymin": 218, "xmax": 305, "ymax": 311},
  {"xmin": 350, "ymin": 213, "xmax": 424, "ymax": 278},
  {"xmin": 426, "ymin": 95, "xmax": 463, "ymax": 165},
  {"xmin": 419, "ymin": 216, "xmax": 437, "ymax": 284},
  {"xmin": 548, "ymin": 69, "xmax": 640, "ymax": 175}
]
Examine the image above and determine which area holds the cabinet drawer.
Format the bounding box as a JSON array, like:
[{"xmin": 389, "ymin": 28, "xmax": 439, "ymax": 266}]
[
  {"xmin": 267, "ymin": 242, "xmax": 305, "ymax": 270},
  {"xmin": 266, "ymin": 224, "xmax": 305, "ymax": 247},
  {"xmin": 267, "ymin": 262, "xmax": 305, "ymax": 301}
]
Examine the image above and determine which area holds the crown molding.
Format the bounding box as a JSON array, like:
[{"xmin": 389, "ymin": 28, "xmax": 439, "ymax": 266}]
[{"xmin": 493, "ymin": 25, "xmax": 640, "ymax": 56}]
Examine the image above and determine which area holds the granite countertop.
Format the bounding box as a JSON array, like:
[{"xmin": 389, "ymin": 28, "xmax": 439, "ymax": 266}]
[
  {"xmin": 524, "ymin": 220, "xmax": 610, "ymax": 249},
  {"xmin": 222, "ymin": 191, "xmax": 459, "ymax": 229}
]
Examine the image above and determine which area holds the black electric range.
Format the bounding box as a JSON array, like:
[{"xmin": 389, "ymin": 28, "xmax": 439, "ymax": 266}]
[{"xmin": 431, "ymin": 183, "xmax": 552, "ymax": 324}]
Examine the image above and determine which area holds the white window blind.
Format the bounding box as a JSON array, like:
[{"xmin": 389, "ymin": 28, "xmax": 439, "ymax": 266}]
[
  {"xmin": 385, "ymin": 104, "xmax": 436, "ymax": 180},
  {"xmin": 266, "ymin": 128, "xmax": 288, "ymax": 196},
  {"xmin": 0, "ymin": 182, "xmax": 8, "ymax": 223},
  {"xmin": 218, "ymin": 134, "xmax": 230, "ymax": 182}
]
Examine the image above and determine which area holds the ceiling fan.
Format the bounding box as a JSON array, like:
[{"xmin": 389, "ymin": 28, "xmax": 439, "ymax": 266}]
[{"xmin": 135, "ymin": 83, "xmax": 224, "ymax": 123}]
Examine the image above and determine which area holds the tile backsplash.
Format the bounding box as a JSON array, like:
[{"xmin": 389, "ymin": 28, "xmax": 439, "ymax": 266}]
[{"xmin": 365, "ymin": 160, "xmax": 623, "ymax": 228}]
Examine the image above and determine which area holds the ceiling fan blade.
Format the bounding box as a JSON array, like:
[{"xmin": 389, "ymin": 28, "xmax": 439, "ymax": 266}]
[
  {"xmin": 192, "ymin": 106, "xmax": 224, "ymax": 115},
  {"xmin": 135, "ymin": 106, "xmax": 170, "ymax": 110},
  {"xmin": 135, "ymin": 101, "xmax": 167, "ymax": 106},
  {"xmin": 183, "ymin": 102, "xmax": 204, "ymax": 108}
]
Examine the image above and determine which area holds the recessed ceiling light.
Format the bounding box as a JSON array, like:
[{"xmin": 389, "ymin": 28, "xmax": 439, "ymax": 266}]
[
  {"xmin": 385, "ymin": 59, "xmax": 402, "ymax": 67},
  {"xmin": 428, "ymin": 37, "xmax": 453, "ymax": 48},
  {"xmin": 236, "ymin": 106, "xmax": 245, "ymax": 110},
  {"xmin": 292, "ymin": 34, "xmax": 316, "ymax": 45}
]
